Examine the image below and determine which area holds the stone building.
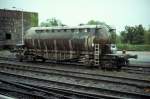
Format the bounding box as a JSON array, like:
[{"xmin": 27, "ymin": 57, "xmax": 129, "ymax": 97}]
[{"xmin": 0, "ymin": 9, "xmax": 38, "ymax": 48}]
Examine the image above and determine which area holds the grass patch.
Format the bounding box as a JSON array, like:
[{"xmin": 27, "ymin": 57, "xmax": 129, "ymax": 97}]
[{"xmin": 117, "ymin": 44, "xmax": 150, "ymax": 51}]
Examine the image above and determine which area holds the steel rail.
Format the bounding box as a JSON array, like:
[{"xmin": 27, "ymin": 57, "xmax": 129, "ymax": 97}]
[
  {"xmin": 0, "ymin": 62, "xmax": 149, "ymax": 88},
  {"xmin": 0, "ymin": 69, "xmax": 149, "ymax": 99}
]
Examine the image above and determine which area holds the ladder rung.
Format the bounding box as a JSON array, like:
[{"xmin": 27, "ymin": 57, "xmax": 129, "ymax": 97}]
[
  {"xmin": 94, "ymin": 44, "xmax": 100, "ymax": 65},
  {"xmin": 94, "ymin": 56, "xmax": 99, "ymax": 58},
  {"xmin": 94, "ymin": 52, "xmax": 99, "ymax": 55}
]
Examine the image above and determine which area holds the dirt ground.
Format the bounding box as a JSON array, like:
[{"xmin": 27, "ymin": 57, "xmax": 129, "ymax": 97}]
[{"xmin": 0, "ymin": 50, "xmax": 15, "ymax": 58}]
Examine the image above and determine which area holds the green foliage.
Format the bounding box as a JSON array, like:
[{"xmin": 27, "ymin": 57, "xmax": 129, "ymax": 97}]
[
  {"xmin": 87, "ymin": 20, "xmax": 106, "ymax": 25},
  {"xmin": 117, "ymin": 44, "xmax": 150, "ymax": 51},
  {"xmin": 116, "ymin": 34, "xmax": 122, "ymax": 44},
  {"xmin": 120, "ymin": 31, "xmax": 127, "ymax": 43},
  {"xmin": 110, "ymin": 31, "xmax": 116, "ymax": 43},
  {"xmin": 31, "ymin": 13, "xmax": 38, "ymax": 27},
  {"xmin": 40, "ymin": 18, "xmax": 63, "ymax": 27},
  {"xmin": 144, "ymin": 27, "xmax": 150, "ymax": 44},
  {"xmin": 120, "ymin": 25, "xmax": 145, "ymax": 44}
]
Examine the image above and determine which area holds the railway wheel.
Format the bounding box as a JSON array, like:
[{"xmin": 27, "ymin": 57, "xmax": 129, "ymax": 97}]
[
  {"xmin": 19, "ymin": 57, "xmax": 23, "ymax": 62},
  {"xmin": 101, "ymin": 61, "xmax": 113, "ymax": 70},
  {"xmin": 32, "ymin": 57, "xmax": 36, "ymax": 62},
  {"xmin": 41, "ymin": 58, "xmax": 46, "ymax": 62}
]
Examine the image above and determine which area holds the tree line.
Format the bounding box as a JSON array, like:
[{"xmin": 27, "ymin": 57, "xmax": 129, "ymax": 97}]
[
  {"xmin": 118, "ymin": 25, "xmax": 150, "ymax": 44},
  {"xmin": 40, "ymin": 18, "xmax": 150, "ymax": 45}
]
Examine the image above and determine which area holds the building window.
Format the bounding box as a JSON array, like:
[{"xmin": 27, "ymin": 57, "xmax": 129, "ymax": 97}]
[{"xmin": 5, "ymin": 33, "xmax": 11, "ymax": 40}]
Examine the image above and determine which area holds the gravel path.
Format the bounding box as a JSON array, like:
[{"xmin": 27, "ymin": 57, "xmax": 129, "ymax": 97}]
[{"xmin": 0, "ymin": 50, "xmax": 15, "ymax": 58}]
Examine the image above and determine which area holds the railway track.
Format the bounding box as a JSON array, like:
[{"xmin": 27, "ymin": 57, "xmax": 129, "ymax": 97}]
[
  {"xmin": 0, "ymin": 58, "xmax": 150, "ymax": 75},
  {"xmin": 0, "ymin": 71, "xmax": 149, "ymax": 99},
  {"xmin": 0, "ymin": 56, "xmax": 150, "ymax": 75},
  {"xmin": 0, "ymin": 79, "xmax": 52, "ymax": 99},
  {"xmin": 0, "ymin": 57, "xmax": 16, "ymax": 61},
  {"xmin": 0, "ymin": 62, "xmax": 150, "ymax": 99},
  {"xmin": 0, "ymin": 57, "xmax": 150, "ymax": 82},
  {"xmin": 0, "ymin": 78, "xmax": 103, "ymax": 99},
  {"xmin": 123, "ymin": 68, "xmax": 150, "ymax": 75},
  {"xmin": 0, "ymin": 62, "xmax": 149, "ymax": 88},
  {"xmin": 122, "ymin": 66, "xmax": 150, "ymax": 75}
]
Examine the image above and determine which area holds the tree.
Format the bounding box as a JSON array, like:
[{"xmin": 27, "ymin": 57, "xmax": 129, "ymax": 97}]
[
  {"xmin": 87, "ymin": 20, "xmax": 106, "ymax": 25},
  {"xmin": 144, "ymin": 27, "xmax": 150, "ymax": 44},
  {"xmin": 31, "ymin": 13, "xmax": 38, "ymax": 27},
  {"xmin": 40, "ymin": 18, "xmax": 63, "ymax": 27},
  {"xmin": 110, "ymin": 29, "xmax": 117, "ymax": 44},
  {"xmin": 120, "ymin": 31, "xmax": 127, "ymax": 43},
  {"xmin": 125, "ymin": 26, "xmax": 135, "ymax": 44},
  {"xmin": 133, "ymin": 25, "xmax": 145, "ymax": 44},
  {"xmin": 120, "ymin": 25, "xmax": 145, "ymax": 44},
  {"xmin": 116, "ymin": 34, "xmax": 122, "ymax": 44}
]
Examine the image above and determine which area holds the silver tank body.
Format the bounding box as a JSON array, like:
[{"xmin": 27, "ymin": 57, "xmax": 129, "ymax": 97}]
[{"xmin": 24, "ymin": 25, "xmax": 111, "ymax": 52}]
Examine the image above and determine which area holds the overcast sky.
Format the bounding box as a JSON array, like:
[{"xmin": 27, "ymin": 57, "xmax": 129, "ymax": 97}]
[{"xmin": 0, "ymin": 0, "xmax": 150, "ymax": 32}]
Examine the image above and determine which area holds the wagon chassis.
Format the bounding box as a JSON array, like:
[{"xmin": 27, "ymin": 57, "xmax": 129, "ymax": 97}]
[{"xmin": 14, "ymin": 45, "xmax": 132, "ymax": 70}]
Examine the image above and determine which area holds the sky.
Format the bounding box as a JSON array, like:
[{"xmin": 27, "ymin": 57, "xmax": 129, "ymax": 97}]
[{"xmin": 0, "ymin": 0, "xmax": 150, "ymax": 32}]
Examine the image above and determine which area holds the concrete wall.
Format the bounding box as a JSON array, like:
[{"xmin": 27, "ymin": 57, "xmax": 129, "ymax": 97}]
[{"xmin": 0, "ymin": 9, "xmax": 38, "ymax": 49}]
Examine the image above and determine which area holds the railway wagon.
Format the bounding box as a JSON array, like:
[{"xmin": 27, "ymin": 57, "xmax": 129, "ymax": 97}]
[{"xmin": 15, "ymin": 25, "xmax": 137, "ymax": 69}]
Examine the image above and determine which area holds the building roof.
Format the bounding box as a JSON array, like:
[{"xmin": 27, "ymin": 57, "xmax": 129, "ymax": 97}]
[{"xmin": 0, "ymin": 8, "xmax": 38, "ymax": 14}]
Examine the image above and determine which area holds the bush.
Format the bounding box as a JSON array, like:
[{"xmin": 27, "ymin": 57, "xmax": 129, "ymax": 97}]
[{"xmin": 117, "ymin": 44, "xmax": 150, "ymax": 51}]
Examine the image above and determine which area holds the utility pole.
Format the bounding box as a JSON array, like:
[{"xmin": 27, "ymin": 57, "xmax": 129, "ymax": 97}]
[{"xmin": 21, "ymin": 9, "xmax": 24, "ymax": 45}]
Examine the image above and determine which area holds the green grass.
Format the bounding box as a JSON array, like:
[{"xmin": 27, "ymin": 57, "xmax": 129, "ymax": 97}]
[{"xmin": 117, "ymin": 44, "xmax": 150, "ymax": 51}]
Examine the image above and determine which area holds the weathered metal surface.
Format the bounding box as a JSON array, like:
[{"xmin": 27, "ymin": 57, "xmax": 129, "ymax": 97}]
[
  {"xmin": 0, "ymin": 9, "xmax": 38, "ymax": 48},
  {"xmin": 24, "ymin": 25, "xmax": 111, "ymax": 52}
]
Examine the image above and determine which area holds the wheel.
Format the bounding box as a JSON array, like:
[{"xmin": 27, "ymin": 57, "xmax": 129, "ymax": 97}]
[
  {"xmin": 116, "ymin": 65, "xmax": 122, "ymax": 71},
  {"xmin": 17, "ymin": 55, "xmax": 23, "ymax": 62},
  {"xmin": 42, "ymin": 58, "xmax": 46, "ymax": 62},
  {"xmin": 19, "ymin": 58, "xmax": 23, "ymax": 62},
  {"xmin": 32, "ymin": 57, "xmax": 36, "ymax": 62},
  {"xmin": 125, "ymin": 60, "xmax": 129, "ymax": 66}
]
